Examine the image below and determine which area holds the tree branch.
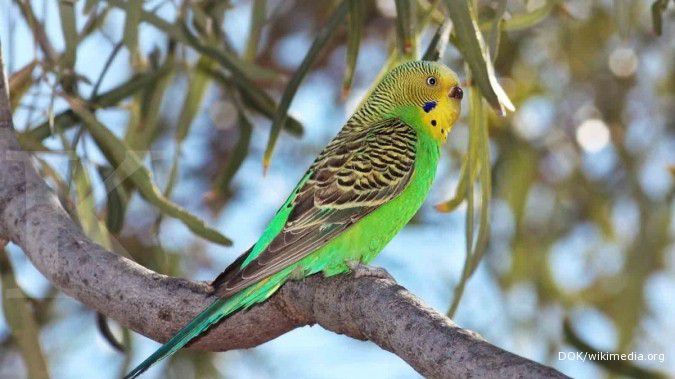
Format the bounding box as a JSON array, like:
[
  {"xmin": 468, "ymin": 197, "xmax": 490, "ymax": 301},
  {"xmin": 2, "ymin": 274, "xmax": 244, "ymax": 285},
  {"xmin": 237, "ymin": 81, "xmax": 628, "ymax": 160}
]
[{"xmin": 0, "ymin": 47, "xmax": 567, "ymax": 378}]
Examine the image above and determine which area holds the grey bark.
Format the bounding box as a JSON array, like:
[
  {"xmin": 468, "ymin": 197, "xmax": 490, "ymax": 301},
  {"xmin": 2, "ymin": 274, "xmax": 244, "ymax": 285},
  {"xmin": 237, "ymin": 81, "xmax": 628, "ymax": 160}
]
[{"xmin": 0, "ymin": 47, "xmax": 568, "ymax": 379}]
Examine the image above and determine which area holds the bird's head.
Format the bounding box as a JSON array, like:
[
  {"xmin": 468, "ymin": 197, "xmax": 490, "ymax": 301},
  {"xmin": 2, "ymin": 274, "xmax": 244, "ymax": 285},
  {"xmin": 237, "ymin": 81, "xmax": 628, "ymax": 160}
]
[{"xmin": 354, "ymin": 61, "xmax": 462, "ymax": 143}]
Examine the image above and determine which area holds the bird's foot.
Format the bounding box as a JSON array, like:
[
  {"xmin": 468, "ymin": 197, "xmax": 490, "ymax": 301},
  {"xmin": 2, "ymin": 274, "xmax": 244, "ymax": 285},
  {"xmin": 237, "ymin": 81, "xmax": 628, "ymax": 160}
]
[
  {"xmin": 346, "ymin": 261, "xmax": 393, "ymax": 280},
  {"xmin": 288, "ymin": 265, "xmax": 306, "ymax": 281}
]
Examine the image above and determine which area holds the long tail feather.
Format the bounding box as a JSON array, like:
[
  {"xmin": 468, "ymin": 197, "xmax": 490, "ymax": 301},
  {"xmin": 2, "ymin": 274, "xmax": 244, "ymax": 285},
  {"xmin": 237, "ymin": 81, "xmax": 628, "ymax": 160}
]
[{"xmin": 124, "ymin": 297, "xmax": 234, "ymax": 379}]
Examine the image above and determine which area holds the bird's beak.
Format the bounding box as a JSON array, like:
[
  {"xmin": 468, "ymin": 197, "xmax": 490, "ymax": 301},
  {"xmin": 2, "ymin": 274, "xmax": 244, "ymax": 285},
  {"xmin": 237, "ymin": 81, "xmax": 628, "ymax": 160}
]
[{"xmin": 449, "ymin": 86, "xmax": 463, "ymax": 101}]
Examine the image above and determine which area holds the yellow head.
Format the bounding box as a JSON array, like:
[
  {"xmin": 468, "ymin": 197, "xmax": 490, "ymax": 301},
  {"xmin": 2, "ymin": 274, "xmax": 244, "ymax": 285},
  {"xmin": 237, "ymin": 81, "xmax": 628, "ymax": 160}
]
[{"xmin": 352, "ymin": 61, "xmax": 463, "ymax": 143}]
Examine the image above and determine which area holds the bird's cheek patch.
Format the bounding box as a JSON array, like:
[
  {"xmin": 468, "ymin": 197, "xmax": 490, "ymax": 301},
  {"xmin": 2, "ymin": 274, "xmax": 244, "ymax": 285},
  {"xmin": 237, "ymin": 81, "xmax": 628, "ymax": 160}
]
[{"xmin": 421, "ymin": 97, "xmax": 457, "ymax": 143}]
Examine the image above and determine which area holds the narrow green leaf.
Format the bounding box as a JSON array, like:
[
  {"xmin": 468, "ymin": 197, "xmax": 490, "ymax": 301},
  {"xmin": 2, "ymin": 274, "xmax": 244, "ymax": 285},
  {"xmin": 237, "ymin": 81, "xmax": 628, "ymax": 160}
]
[
  {"xmin": 97, "ymin": 165, "xmax": 129, "ymax": 234},
  {"xmin": 58, "ymin": 0, "xmax": 78, "ymax": 92},
  {"xmin": 124, "ymin": 57, "xmax": 175, "ymax": 154},
  {"xmin": 177, "ymin": 21, "xmax": 277, "ymax": 83},
  {"xmin": 422, "ymin": 20, "xmax": 451, "ymax": 62},
  {"xmin": 394, "ymin": 0, "xmax": 416, "ymax": 58},
  {"xmin": 79, "ymin": 5, "xmax": 110, "ymax": 42},
  {"xmin": 469, "ymin": 96, "xmax": 491, "ymax": 276},
  {"xmin": 435, "ymin": 153, "xmax": 475, "ymax": 213},
  {"xmin": 8, "ymin": 60, "xmax": 38, "ymax": 111},
  {"xmin": 24, "ymin": 66, "xmax": 171, "ymax": 142},
  {"xmin": 652, "ymin": 0, "xmax": 671, "ymax": 36},
  {"xmin": 123, "ymin": 0, "xmax": 142, "ymax": 54},
  {"xmin": 213, "ymin": 110, "xmax": 254, "ymax": 197},
  {"xmin": 417, "ymin": 0, "xmax": 444, "ymax": 29},
  {"xmin": 103, "ymin": 0, "xmax": 305, "ymax": 138},
  {"xmin": 96, "ymin": 313, "xmax": 125, "ymax": 352},
  {"xmin": 84, "ymin": 0, "xmax": 98, "ymax": 14},
  {"xmin": 196, "ymin": 65, "xmax": 304, "ymax": 136},
  {"xmin": 234, "ymin": 76, "xmax": 304, "ymax": 136},
  {"xmin": 342, "ymin": 0, "xmax": 364, "ymax": 97},
  {"xmin": 244, "ymin": 0, "xmax": 267, "ymax": 62},
  {"xmin": 0, "ymin": 251, "xmax": 50, "ymax": 379},
  {"xmin": 90, "ymin": 41, "xmax": 123, "ymax": 99},
  {"xmin": 487, "ymin": 0, "xmax": 507, "ymax": 61},
  {"xmin": 263, "ymin": 0, "xmax": 349, "ymax": 172},
  {"xmin": 447, "ymin": 81, "xmax": 491, "ymax": 317},
  {"xmin": 498, "ymin": 0, "xmax": 556, "ymax": 31},
  {"xmin": 106, "ymin": 0, "xmax": 277, "ymax": 81},
  {"xmin": 445, "ymin": 0, "xmax": 515, "ymax": 115},
  {"xmin": 72, "ymin": 161, "xmax": 112, "ymax": 249},
  {"xmin": 614, "ymin": 0, "xmax": 631, "ymax": 39},
  {"xmin": 66, "ymin": 96, "xmax": 232, "ymax": 246},
  {"xmin": 176, "ymin": 57, "xmax": 214, "ymax": 143}
]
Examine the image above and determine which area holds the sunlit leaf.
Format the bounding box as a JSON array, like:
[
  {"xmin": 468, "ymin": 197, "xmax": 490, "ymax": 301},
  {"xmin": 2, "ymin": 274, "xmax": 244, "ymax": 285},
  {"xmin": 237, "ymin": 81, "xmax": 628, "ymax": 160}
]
[
  {"xmin": 8, "ymin": 60, "xmax": 38, "ymax": 111},
  {"xmin": 66, "ymin": 96, "xmax": 232, "ymax": 246},
  {"xmin": 0, "ymin": 251, "xmax": 50, "ymax": 379},
  {"xmin": 487, "ymin": 0, "xmax": 507, "ymax": 61},
  {"xmin": 445, "ymin": 0, "xmax": 515, "ymax": 115},
  {"xmin": 422, "ymin": 20, "xmax": 451, "ymax": 62},
  {"xmin": 263, "ymin": 0, "xmax": 349, "ymax": 172},
  {"xmin": 481, "ymin": 0, "xmax": 556, "ymax": 32}
]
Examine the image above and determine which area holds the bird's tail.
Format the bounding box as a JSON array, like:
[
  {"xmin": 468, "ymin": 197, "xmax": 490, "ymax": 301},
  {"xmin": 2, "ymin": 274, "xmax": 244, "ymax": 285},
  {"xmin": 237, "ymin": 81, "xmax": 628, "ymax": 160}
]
[{"xmin": 124, "ymin": 296, "xmax": 235, "ymax": 379}]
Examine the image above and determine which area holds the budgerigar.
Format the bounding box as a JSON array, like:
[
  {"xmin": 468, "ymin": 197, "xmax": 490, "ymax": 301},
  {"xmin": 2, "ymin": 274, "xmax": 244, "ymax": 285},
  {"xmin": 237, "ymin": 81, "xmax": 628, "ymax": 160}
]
[{"xmin": 125, "ymin": 60, "xmax": 463, "ymax": 378}]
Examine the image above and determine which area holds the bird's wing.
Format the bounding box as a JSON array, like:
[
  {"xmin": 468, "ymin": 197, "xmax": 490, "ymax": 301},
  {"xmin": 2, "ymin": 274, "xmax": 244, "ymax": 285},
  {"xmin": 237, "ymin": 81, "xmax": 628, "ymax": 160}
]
[{"xmin": 214, "ymin": 118, "xmax": 417, "ymax": 296}]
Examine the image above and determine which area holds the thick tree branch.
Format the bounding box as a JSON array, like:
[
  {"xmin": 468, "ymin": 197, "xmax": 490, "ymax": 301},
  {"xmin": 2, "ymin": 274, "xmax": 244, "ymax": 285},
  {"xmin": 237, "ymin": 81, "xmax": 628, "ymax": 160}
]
[{"xmin": 0, "ymin": 48, "xmax": 567, "ymax": 378}]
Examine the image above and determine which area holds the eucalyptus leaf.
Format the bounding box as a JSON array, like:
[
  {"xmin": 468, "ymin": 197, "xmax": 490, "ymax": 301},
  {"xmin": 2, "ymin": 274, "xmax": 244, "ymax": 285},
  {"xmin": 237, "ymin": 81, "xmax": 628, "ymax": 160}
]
[
  {"xmin": 652, "ymin": 0, "xmax": 672, "ymax": 36},
  {"xmin": 0, "ymin": 251, "xmax": 50, "ymax": 379},
  {"xmin": 8, "ymin": 60, "xmax": 38, "ymax": 111},
  {"xmin": 342, "ymin": 0, "xmax": 364, "ymax": 97},
  {"xmin": 176, "ymin": 57, "xmax": 214, "ymax": 143},
  {"xmin": 395, "ymin": 0, "xmax": 415, "ymax": 58},
  {"xmin": 123, "ymin": 0, "xmax": 143, "ymax": 54},
  {"xmin": 244, "ymin": 0, "xmax": 267, "ymax": 62},
  {"xmin": 66, "ymin": 96, "xmax": 232, "ymax": 246},
  {"xmin": 263, "ymin": 0, "xmax": 349, "ymax": 171},
  {"xmin": 445, "ymin": 0, "xmax": 515, "ymax": 115}
]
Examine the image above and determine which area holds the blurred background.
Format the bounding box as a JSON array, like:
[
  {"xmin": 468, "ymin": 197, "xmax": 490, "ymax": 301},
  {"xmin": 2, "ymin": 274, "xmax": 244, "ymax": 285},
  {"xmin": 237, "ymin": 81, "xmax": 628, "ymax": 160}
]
[{"xmin": 0, "ymin": 0, "xmax": 674, "ymax": 378}]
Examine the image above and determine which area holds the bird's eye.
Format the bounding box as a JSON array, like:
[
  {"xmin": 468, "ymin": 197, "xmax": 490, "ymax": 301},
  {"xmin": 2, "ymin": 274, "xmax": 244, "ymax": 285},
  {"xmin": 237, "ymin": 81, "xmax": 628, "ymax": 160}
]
[{"xmin": 426, "ymin": 76, "xmax": 437, "ymax": 86}]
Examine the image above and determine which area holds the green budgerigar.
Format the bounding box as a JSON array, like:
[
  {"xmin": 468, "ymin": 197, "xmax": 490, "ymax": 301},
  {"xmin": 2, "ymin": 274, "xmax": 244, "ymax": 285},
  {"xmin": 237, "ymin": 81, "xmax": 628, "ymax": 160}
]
[{"xmin": 126, "ymin": 60, "xmax": 463, "ymax": 378}]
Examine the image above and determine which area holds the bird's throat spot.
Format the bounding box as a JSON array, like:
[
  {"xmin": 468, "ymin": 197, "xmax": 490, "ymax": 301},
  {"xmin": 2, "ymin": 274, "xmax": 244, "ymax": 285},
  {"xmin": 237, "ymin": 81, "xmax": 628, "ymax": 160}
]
[{"xmin": 431, "ymin": 120, "xmax": 437, "ymax": 127}]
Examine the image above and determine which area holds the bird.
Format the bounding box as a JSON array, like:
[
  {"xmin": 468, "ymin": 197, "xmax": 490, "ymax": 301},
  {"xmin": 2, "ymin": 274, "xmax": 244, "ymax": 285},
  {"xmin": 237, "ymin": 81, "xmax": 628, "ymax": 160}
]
[{"xmin": 125, "ymin": 60, "xmax": 463, "ymax": 378}]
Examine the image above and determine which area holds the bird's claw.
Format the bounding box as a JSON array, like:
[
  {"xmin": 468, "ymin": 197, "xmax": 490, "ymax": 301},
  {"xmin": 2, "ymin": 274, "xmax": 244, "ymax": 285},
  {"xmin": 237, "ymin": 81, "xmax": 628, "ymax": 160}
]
[{"xmin": 346, "ymin": 261, "xmax": 393, "ymax": 280}]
